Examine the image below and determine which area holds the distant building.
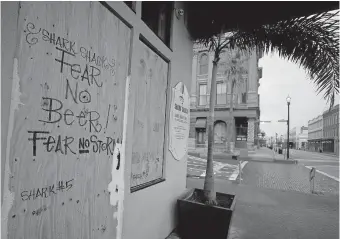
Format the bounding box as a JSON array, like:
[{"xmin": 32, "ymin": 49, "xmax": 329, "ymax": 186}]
[
  {"xmin": 322, "ymin": 104, "xmax": 339, "ymax": 155},
  {"xmin": 297, "ymin": 126, "xmax": 308, "ymax": 150},
  {"xmin": 189, "ymin": 43, "xmax": 262, "ymax": 151},
  {"xmin": 289, "ymin": 127, "xmax": 298, "ymax": 149},
  {"xmin": 308, "ymin": 115, "xmax": 323, "ymax": 152}
]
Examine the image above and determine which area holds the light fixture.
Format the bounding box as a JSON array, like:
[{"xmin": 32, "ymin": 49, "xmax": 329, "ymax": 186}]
[
  {"xmin": 175, "ymin": 8, "xmax": 184, "ymax": 19},
  {"xmin": 286, "ymin": 95, "xmax": 291, "ymax": 103}
]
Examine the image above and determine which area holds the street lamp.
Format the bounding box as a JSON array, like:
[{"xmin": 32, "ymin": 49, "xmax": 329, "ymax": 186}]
[{"xmin": 286, "ymin": 95, "xmax": 291, "ymax": 159}]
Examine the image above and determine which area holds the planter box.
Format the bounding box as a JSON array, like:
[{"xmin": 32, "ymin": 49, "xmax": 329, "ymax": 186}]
[{"xmin": 178, "ymin": 188, "xmax": 236, "ymax": 239}]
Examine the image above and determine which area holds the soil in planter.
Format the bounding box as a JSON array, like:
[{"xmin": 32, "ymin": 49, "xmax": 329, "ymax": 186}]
[{"xmin": 187, "ymin": 189, "xmax": 234, "ymax": 208}]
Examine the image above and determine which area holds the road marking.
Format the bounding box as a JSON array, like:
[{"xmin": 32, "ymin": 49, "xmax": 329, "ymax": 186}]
[
  {"xmin": 296, "ymin": 159, "xmax": 339, "ymax": 163},
  {"xmin": 307, "ymin": 165, "xmax": 339, "ymax": 169},
  {"xmin": 229, "ymin": 161, "xmax": 248, "ymax": 181},
  {"xmin": 188, "ymin": 155, "xmax": 239, "ymax": 179},
  {"xmin": 200, "ymin": 162, "xmax": 226, "ymax": 177},
  {"xmin": 305, "ymin": 166, "xmax": 339, "ymax": 182}
]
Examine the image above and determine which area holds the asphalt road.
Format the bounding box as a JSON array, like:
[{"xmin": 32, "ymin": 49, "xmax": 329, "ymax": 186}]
[{"xmin": 291, "ymin": 150, "xmax": 339, "ymax": 182}]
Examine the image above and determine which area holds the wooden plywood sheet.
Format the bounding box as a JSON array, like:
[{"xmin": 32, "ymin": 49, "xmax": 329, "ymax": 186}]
[
  {"xmin": 5, "ymin": 2, "xmax": 131, "ymax": 239},
  {"xmin": 130, "ymin": 41, "xmax": 169, "ymax": 189}
]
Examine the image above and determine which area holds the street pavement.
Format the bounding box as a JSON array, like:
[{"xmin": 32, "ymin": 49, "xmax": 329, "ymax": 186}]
[
  {"xmin": 186, "ymin": 178, "xmax": 339, "ymax": 239},
  {"xmin": 290, "ymin": 149, "xmax": 339, "ymax": 182},
  {"xmin": 187, "ymin": 147, "xmax": 339, "ymax": 195},
  {"xmin": 241, "ymin": 148, "xmax": 339, "ymax": 196}
]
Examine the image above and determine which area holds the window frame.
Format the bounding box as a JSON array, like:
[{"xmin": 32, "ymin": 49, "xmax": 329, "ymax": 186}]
[
  {"xmin": 198, "ymin": 53, "xmax": 209, "ymax": 76},
  {"xmin": 198, "ymin": 83, "xmax": 208, "ymax": 106},
  {"xmin": 216, "ymin": 81, "xmax": 227, "ymax": 105},
  {"xmin": 141, "ymin": 1, "xmax": 174, "ymax": 48}
]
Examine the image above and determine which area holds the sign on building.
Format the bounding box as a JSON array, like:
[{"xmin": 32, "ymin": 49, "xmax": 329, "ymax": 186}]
[{"xmin": 169, "ymin": 82, "xmax": 190, "ymax": 161}]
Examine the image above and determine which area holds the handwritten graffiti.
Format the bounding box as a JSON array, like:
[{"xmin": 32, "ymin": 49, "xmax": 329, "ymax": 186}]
[
  {"xmin": 55, "ymin": 47, "xmax": 103, "ymax": 88},
  {"xmin": 28, "ymin": 131, "xmax": 116, "ymax": 156},
  {"xmin": 78, "ymin": 135, "xmax": 116, "ymax": 155},
  {"xmin": 38, "ymin": 97, "xmax": 103, "ymax": 133},
  {"xmin": 24, "ymin": 22, "xmax": 116, "ymax": 76},
  {"xmin": 65, "ymin": 79, "xmax": 91, "ymax": 104},
  {"xmin": 25, "ymin": 22, "xmax": 41, "ymax": 45},
  {"xmin": 79, "ymin": 47, "xmax": 116, "ymax": 76},
  {"xmin": 21, "ymin": 179, "xmax": 74, "ymax": 201}
]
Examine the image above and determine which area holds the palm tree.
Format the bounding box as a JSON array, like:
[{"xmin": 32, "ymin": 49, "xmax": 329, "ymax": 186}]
[{"xmin": 196, "ymin": 10, "xmax": 339, "ymax": 204}]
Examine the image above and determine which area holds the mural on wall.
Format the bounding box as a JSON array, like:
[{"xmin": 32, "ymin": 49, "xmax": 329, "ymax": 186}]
[
  {"xmin": 3, "ymin": 2, "xmax": 131, "ymax": 239},
  {"xmin": 169, "ymin": 82, "xmax": 190, "ymax": 160},
  {"xmin": 130, "ymin": 41, "xmax": 169, "ymax": 189}
]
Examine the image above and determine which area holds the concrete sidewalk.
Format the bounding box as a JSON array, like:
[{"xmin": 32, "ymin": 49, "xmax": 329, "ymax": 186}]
[
  {"xmin": 241, "ymin": 161, "xmax": 339, "ymax": 196},
  {"xmin": 167, "ymin": 178, "xmax": 339, "ymax": 239},
  {"xmin": 188, "ymin": 147, "xmax": 283, "ymax": 163},
  {"xmin": 290, "ymin": 149, "xmax": 339, "ymax": 159}
]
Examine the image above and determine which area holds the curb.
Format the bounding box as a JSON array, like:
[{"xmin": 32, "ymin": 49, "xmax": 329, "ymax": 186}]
[{"xmin": 273, "ymin": 159, "xmax": 298, "ymax": 164}]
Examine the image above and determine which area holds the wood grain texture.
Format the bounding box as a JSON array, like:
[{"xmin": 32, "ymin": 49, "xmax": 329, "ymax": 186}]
[
  {"xmin": 6, "ymin": 2, "xmax": 131, "ymax": 239},
  {"xmin": 130, "ymin": 41, "xmax": 168, "ymax": 188}
]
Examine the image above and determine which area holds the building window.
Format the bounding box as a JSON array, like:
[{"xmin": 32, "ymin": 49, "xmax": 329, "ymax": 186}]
[
  {"xmin": 141, "ymin": 2, "xmax": 173, "ymax": 47},
  {"xmin": 197, "ymin": 130, "xmax": 205, "ymax": 145},
  {"xmin": 199, "ymin": 84, "xmax": 207, "ymax": 106},
  {"xmin": 199, "ymin": 54, "xmax": 208, "ymax": 75},
  {"xmin": 217, "ymin": 50, "xmax": 226, "ymax": 74},
  {"xmin": 217, "ymin": 61, "xmax": 226, "ymax": 74},
  {"xmin": 214, "ymin": 121, "xmax": 227, "ymax": 144},
  {"xmin": 241, "ymin": 93, "xmax": 247, "ymax": 103},
  {"xmin": 216, "ymin": 82, "xmax": 227, "ymax": 104}
]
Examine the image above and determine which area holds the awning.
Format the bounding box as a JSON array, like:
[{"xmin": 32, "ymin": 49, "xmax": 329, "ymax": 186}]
[{"xmin": 195, "ymin": 118, "xmax": 207, "ymax": 128}]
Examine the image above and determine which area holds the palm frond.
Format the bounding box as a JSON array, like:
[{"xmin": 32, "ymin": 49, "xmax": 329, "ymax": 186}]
[{"xmin": 227, "ymin": 11, "xmax": 339, "ymax": 107}]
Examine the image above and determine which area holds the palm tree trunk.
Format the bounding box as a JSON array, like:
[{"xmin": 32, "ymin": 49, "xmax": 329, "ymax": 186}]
[
  {"xmin": 226, "ymin": 80, "xmax": 235, "ymax": 153},
  {"xmin": 203, "ymin": 54, "xmax": 218, "ymax": 203}
]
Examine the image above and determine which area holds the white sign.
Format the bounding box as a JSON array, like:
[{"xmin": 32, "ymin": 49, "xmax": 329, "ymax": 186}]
[{"xmin": 169, "ymin": 82, "xmax": 190, "ymax": 161}]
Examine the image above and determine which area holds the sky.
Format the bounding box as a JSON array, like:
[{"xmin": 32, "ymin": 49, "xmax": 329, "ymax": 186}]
[{"xmin": 258, "ymin": 52, "xmax": 339, "ymax": 138}]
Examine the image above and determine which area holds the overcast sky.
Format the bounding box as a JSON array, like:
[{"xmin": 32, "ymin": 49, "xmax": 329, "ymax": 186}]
[{"xmin": 258, "ymin": 52, "xmax": 339, "ymax": 138}]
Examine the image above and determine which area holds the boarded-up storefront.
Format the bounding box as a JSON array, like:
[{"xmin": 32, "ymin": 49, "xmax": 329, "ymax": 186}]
[{"xmin": 2, "ymin": 2, "xmax": 193, "ymax": 239}]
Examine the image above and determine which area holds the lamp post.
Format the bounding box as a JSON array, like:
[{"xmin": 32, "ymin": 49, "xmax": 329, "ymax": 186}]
[{"xmin": 286, "ymin": 95, "xmax": 291, "ymax": 159}]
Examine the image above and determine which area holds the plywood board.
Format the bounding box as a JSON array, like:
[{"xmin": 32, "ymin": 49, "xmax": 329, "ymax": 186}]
[
  {"xmin": 130, "ymin": 41, "xmax": 168, "ymax": 189},
  {"xmin": 4, "ymin": 2, "xmax": 131, "ymax": 239}
]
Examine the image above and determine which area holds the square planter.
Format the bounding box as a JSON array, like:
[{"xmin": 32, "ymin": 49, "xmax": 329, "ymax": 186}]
[{"xmin": 178, "ymin": 188, "xmax": 236, "ymax": 239}]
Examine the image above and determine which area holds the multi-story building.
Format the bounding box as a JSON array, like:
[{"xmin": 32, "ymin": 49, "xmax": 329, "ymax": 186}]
[
  {"xmin": 297, "ymin": 126, "xmax": 308, "ymax": 150},
  {"xmin": 308, "ymin": 115, "xmax": 324, "ymax": 152},
  {"xmin": 289, "ymin": 127, "xmax": 298, "ymax": 149},
  {"xmin": 189, "ymin": 43, "xmax": 262, "ymax": 151},
  {"xmin": 322, "ymin": 104, "xmax": 339, "ymax": 155}
]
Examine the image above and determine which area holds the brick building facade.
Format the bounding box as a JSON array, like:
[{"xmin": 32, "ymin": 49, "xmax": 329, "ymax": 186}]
[
  {"xmin": 188, "ymin": 44, "xmax": 262, "ymax": 151},
  {"xmin": 322, "ymin": 104, "xmax": 339, "ymax": 155}
]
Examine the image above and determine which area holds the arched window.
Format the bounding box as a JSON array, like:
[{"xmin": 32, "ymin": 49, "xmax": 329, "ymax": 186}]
[
  {"xmin": 199, "ymin": 53, "xmax": 208, "ymax": 75},
  {"xmin": 214, "ymin": 121, "xmax": 227, "ymax": 144}
]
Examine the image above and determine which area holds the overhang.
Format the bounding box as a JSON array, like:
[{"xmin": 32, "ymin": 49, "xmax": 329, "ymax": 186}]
[
  {"xmin": 186, "ymin": 1, "xmax": 339, "ymax": 40},
  {"xmin": 195, "ymin": 118, "xmax": 207, "ymax": 128}
]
